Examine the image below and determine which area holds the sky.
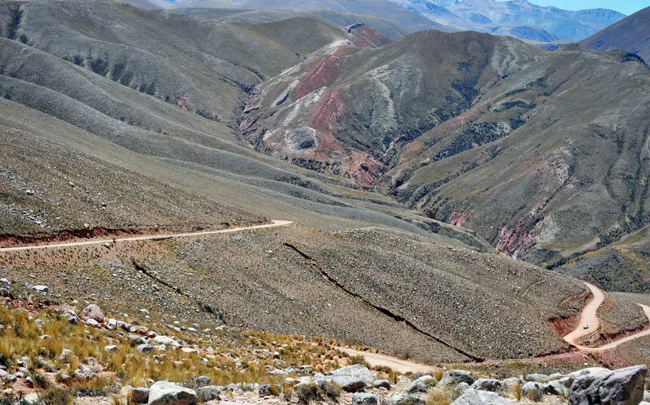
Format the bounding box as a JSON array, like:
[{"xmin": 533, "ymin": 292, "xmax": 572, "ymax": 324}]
[{"xmin": 497, "ymin": 0, "xmax": 649, "ymax": 15}]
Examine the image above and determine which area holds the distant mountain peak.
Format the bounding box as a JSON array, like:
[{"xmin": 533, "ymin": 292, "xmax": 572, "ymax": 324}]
[{"xmin": 388, "ymin": 0, "xmax": 625, "ymax": 41}]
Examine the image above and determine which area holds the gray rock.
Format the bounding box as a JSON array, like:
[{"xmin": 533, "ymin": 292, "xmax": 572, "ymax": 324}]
[
  {"xmin": 455, "ymin": 382, "xmax": 471, "ymax": 395},
  {"xmin": 197, "ymin": 385, "xmax": 223, "ymax": 402},
  {"xmin": 471, "ymin": 378, "xmax": 502, "ymax": 392},
  {"xmin": 544, "ymin": 380, "xmax": 566, "ymax": 396},
  {"xmin": 406, "ymin": 375, "xmax": 437, "ymax": 393},
  {"xmin": 32, "ymin": 285, "xmax": 48, "ymax": 294},
  {"xmin": 501, "ymin": 378, "xmax": 521, "ymax": 391},
  {"xmin": 451, "ymin": 389, "xmax": 512, "ymax": 404},
  {"xmin": 526, "ymin": 373, "xmax": 550, "ymax": 383},
  {"xmin": 353, "ymin": 392, "xmax": 378, "ymax": 405},
  {"xmin": 258, "ymin": 384, "xmax": 273, "ymax": 397},
  {"xmin": 105, "ymin": 318, "xmax": 117, "ymax": 330},
  {"xmin": 21, "ymin": 392, "xmax": 40, "ymax": 405},
  {"xmin": 81, "ymin": 304, "xmax": 104, "ymax": 323},
  {"xmin": 63, "ymin": 310, "xmax": 80, "ymax": 324},
  {"xmin": 104, "ymin": 345, "xmax": 119, "ymax": 352},
  {"xmin": 327, "ymin": 375, "xmax": 366, "ymax": 392},
  {"xmin": 373, "ymin": 379, "xmax": 391, "ymax": 390},
  {"xmin": 148, "ymin": 381, "xmax": 197, "ymax": 405},
  {"xmin": 86, "ymin": 318, "xmax": 101, "ymax": 328},
  {"xmin": 439, "ymin": 370, "xmax": 475, "ymax": 387},
  {"xmin": 129, "ymin": 334, "xmax": 147, "ymax": 345},
  {"xmin": 569, "ymin": 365, "xmax": 647, "ymax": 405},
  {"xmin": 329, "ymin": 364, "xmax": 375, "ymax": 385},
  {"xmin": 130, "ymin": 325, "xmax": 149, "ymax": 335},
  {"xmin": 550, "ymin": 373, "xmax": 565, "ymax": 381},
  {"xmin": 59, "ymin": 348, "xmax": 72, "ymax": 363},
  {"xmin": 522, "ymin": 382, "xmax": 543, "ymax": 402},
  {"xmin": 137, "ymin": 344, "xmax": 154, "ymax": 353},
  {"xmin": 194, "ymin": 376, "xmax": 211, "ymax": 388},
  {"xmin": 388, "ymin": 394, "xmax": 426, "ymax": 405},
  {"xmin": 5, "ymin": 374, "xmax": 16, "ymax": 383},
  {"xmin": 645, "ymin": 391, "xmax": 650, "ymax": 401},
  {"xmin": 132, "ymin": 387, "xmax": 150, "ymax": 404}
]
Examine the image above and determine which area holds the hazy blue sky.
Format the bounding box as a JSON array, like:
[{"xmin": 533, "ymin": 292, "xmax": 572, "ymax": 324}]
[{"xmin": 498, "ymin": 0, "xmax": 648, "ymax": 15}]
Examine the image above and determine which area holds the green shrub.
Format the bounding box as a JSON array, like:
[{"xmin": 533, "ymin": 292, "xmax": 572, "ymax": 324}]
[
  {"xmin": 318, "ymin": 380, "xmax": 341, "ymax": 399},
  {"xmin": 295, "ymin": 382, "xmax": 320, "ymax": 404}
]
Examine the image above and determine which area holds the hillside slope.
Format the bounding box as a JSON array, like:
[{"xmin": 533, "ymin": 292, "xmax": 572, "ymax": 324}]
[{"xmin": 581, "ymin": 6, "xmax": 650, "ymax": 63}]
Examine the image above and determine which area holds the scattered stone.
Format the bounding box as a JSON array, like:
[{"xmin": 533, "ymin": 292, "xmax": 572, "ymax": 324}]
[
  {"xmin": 569, "ymin": 365, "xmax": 647, "ymax": 405},
  {"xmin": 472, "ymin": 378, "xmax": 502, "ymax": 392},
  {"xmin": 81, "ymin": 304, "xmax": 105, "ymax": 323},
  {"xmin": 544, "ymin": 380, "xmax": 566, "ymax": 396},
  {"xmin": 22, "ymin": 393, "xmax": 40, "ymax": 405},
  {"xmin": 526, "ymin": 373, "xmax": 551, "ymax": 383},
  {"xmin": 194, "ymin": 376, "xmax": 211, "ymax": 388},
  {"xmin": 131, "ymin": 325, "xmax": 149, "ymax": 335},
  {"xmin": 329, "ymin": 364, "xmax": 375, "ymax": 385},
  {"xmin": 137, "ymin": 344, "xmax": 154, "ymax": 353},
  {"xmin": 373, "ymin": 379, "xmax": 391, "ymax": 390},
  {"xmin": 388, "ymin": 394, "xmax": 426, "ymax": 405},
  {"xmin": 197, "ymin": 386, "xmax": 223, "ymax": 402},
  {"xmin": 451, "ymin": 389, "xmax": 512, "ymax": 404},
  {"xmin": 63, "ymin": 310, "xmax": 80, "ymax": 324},
  {"xmin": 455, "ymin": 382, "xmax": 471, "ymax": 395},
  {"xmin": 86, "ymin": 318, "xmax": 101, "ymax": 328},
  {"xmin": 522, "ymin": 382, "xmax": 543, "ymax": 402},
  {"xmin": 131, "ymin": 387, "xmax": 150, "ymax": 404},
  {"xmin": 32, "ymin": 285, "xmax": 48, "ymax": 294},
  {"xmin": 439, "ymin": 370, "xmax": 475, "ymax": 387},
  {"xmin": 147, "ymin": 381, "xmax": 197, "ymax": 405},
  {"xmin": 129, "ymin": 334, "xmax": 147, "ymax": 345},
  {"xmin": 406, "ymin": 375, "xmax": 437, "ymax": 393},
  {"xmin": 105, "ymin": 318, "xmax": 118, "ymax": 330},
  {"xmin": 325, "ymin": 375, "xmax": 365, "ymax": 392},
  {"xmin": 59, "ymin": 348, "xmax": 72, "ymax": 363},
  {"xmin": 259, "ymin": 384, "xmax": 278, "ymax": 397},
  {"xmin": 353, "ymin": 392, "xmax": 378, "ymax": 405},
  {"xmin": 105, "ymin": 345, "xmax": 119, "ymax": 352}
]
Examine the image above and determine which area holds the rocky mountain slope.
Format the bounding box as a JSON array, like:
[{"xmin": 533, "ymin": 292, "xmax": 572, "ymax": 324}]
[
  {"xmin": 581, "ymin": 6, "xmax": 650, "ymax": 63},
  {"xmin": 1, "ymin": 0, "xmax": 649, "ymax": 365},
  {"xmin": 241, "ymin": 20, "xmax": 650, "ymax": 287}
]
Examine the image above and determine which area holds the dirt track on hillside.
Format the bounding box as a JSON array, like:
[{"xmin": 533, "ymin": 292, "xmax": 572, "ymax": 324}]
[
  {"xmin": 564, "ymin": 282, "xmax": 650, "ymax": 353},
  {"xmin": 337, "ymin": 347, "xmax": 438, "ymax": 374},
  {"xmin": 0, "ymin": 220, "xmax": 293, "ymax": 252}
]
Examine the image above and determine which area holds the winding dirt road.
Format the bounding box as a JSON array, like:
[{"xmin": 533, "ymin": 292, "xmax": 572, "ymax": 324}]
[
  {"xmin": 337, "ymin": 347, "xmax": 438, "ymax": 374},
  {"xmin": 0, "ymin": 220, "xmax": 293, "ymax": 252},
  {"xmin": 563, "ymin": 282, "xmax": 650, "ymax": 353}
]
